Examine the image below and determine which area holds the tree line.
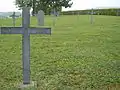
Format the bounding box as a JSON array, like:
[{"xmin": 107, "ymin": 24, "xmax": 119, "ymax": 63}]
[
  {"xmin": 15, "ymin": 0, "xmax": 73, "ymax": 16},
  {"xmin": 61, "ymin": 8, "xmax": 120, "ymax": 16}
]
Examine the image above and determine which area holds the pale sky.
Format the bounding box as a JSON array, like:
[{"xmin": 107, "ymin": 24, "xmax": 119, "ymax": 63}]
[{"xmin": 0, "ymin": 0, "xmax": 120, "ymax": 12}]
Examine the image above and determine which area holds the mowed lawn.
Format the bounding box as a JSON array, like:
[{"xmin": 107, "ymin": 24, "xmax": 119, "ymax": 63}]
[{"xmin": 0, "ymin": 15, "xmax": 120, "ymax": 90}]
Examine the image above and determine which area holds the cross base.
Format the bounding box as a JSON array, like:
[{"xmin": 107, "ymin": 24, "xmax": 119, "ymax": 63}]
[{"xmin": 18, "ymin": 81, "xmax": 37, "ymax": 90}]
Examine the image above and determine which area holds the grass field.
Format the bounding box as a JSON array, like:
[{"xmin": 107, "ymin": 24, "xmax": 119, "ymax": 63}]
[{"xmin": 0, "ymin": 15, "xmax": 120, "ymax": 90}]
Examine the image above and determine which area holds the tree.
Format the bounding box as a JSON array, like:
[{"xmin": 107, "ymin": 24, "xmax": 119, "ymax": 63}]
[
  {"xmin": 15, "ymin": 0, "xmax": 73, "ymax": 15},
  {"xmin": 16, "ymin": 0, "xmax": 32, "ymax": 8}
]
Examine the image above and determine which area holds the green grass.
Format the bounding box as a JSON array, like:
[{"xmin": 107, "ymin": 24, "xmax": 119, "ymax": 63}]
[{"xmin": 0, "ymin": 15, "xmax": 120, "ymax": 90}]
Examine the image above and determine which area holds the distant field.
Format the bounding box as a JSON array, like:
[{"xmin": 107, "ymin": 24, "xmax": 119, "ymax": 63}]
[{"xmin": 0, "ymin": 15, "xmax": 120, "ymax": 90}]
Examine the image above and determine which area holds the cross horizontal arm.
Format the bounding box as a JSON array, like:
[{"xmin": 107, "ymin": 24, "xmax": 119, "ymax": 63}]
[
  {"xmin": 0, "ymin": 27, "xmax": 23, "ymax": 34},
  {"xmin": 0, "ymin": 27, "xmax": 51, "ymax": 35},
  {"xmin": 29, "ymin": 27, "xmax": 51, "ymax": 34}
]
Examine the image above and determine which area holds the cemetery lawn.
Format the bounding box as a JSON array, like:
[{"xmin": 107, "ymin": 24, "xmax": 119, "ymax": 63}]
[{"xmin": 0, "ymin": 15, "xmax": 120, "ymax": 90}]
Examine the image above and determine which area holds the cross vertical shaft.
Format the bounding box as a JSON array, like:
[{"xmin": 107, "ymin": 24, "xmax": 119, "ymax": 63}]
[{"xmin": 22, "ymin": 7, "xmax": 30, "ymax": 84}]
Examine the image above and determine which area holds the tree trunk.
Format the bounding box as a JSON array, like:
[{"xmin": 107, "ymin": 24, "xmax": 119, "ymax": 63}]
[{"xmin": 32, "ymin": 0, "xmax": 36, "ymax": 16}]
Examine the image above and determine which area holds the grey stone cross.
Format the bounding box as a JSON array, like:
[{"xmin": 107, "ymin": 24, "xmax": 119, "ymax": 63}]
[
  {"xmin": 0, "ymin": 7, "xmax": 51, "ymax": 85},
  {"xmin": 52, "ymin": 8, "xmax": 58, "ymax": 26},
  {"xmin": 11, "ymin": 12, "xmax": 16, "ymax": 27},
  {"xmin": 90, "ymin": 8, "xmax": 94, "ymax": 24},
  {"xmin": 117, "ymin": 9, "xmax": 120, "ymax": 16}
]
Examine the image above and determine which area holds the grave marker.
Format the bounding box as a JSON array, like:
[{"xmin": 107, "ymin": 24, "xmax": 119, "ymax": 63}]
[
  {"xmin": 77, "ymin": 12, "xmax": 80, "ymax": 20},
  {"xmin": 37, "ymin": 10, "xmax": 44, "ymax": 26},
  {"xmin": 11, "ymin": 12, "xmax": 16, "ymax": 27},
  {"xmin": 117, "ymin": 9, "xmax": 120, "ymax": 16},
  {"xmin": 0, "ymin": 7, "xmax": 51, "ymax": 85},
  {"xmin": 52, "ymin": 8, "xmax": 58, "ymax": 26},
  {"xmin": 90, "ymin": 8, "xmax": 94, "ymax": 24}
]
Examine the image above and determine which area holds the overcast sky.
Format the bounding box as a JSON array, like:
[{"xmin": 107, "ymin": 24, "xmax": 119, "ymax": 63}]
[{"xmin": 0, "ymin": 0, "xmax": 120, "ymax": 12}]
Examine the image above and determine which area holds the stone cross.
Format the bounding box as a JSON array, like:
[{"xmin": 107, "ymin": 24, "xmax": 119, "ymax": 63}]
[
  {"xmin": 0, "ymin": 7, "xmax": 51, "ymax": 85},
  {"xmin": 52, "ymin": 8, "xmax": 58, "ymax": 26},
  {"xmin": 72, "ymin": 12, "xmax": 74, "ymax": 15},
  {"xmin": 77, "ymin": 12, "xmax": 80, "ymax": 20},
  {"xmin": 11, "ymin": 12, "xmax": 16, "ymax": 27},
  {"xmin": 90, "ymin": 8, "xmax": 94, "ymax": 24},
  {"xmin": 37, "ymin": 10, "xmax": 44, "ymax": 26},
  {"xmin": 117, "ymin": 9, "xmax": 120, "ymax": 16}
]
